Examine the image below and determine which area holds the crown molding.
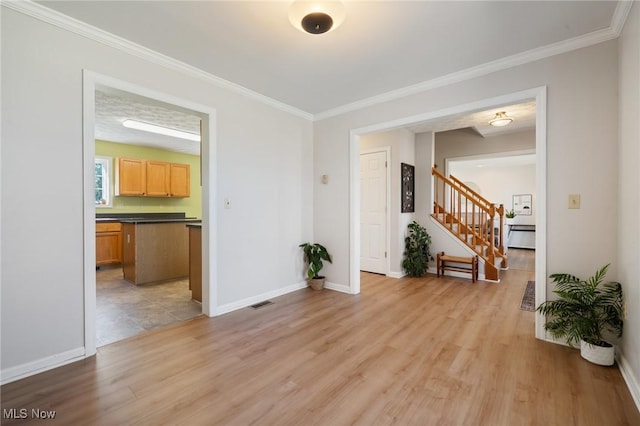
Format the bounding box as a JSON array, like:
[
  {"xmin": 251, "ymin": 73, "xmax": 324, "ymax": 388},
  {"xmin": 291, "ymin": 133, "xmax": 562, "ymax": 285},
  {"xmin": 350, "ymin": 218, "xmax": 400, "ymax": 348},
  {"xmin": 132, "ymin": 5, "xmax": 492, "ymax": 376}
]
[
  {"xmin": 2, "ymin": 0, "xmax": 314, "ymax": 121},
  {"xmin": 611, "ymin": 1, "xmax": 634, "ymax": 36},
  {"xmin": 314, "ymin": 1, "xmax": 632, "ymax": 121}
]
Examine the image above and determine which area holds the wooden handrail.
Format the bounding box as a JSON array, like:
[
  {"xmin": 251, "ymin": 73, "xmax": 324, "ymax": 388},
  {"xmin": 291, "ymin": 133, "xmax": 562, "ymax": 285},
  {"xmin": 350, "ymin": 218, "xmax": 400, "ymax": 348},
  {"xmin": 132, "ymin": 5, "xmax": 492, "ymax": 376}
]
[{"xmin": 431, "ymin": 167, "xmax": 508, "ymax": 280}]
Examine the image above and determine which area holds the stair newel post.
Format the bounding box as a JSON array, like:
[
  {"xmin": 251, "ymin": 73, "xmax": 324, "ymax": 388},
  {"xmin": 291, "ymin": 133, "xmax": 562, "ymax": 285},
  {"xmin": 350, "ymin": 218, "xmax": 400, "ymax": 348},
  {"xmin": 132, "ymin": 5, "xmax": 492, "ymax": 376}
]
[
  {"xmin": 497, "ymin": 204, "xmax": 505, "ymax": 254},
  {"xmin": 456, "ymin": 190, "xmax": 461, "ymax": 235},
  {"xmin": 469, "ymin": 198, "xmax": 475, "ymax": 242},
  {"xmin": 433, "ymin": 169, "xmax": 439, "ymax": 214},
  {"xmin": 488, "ymin": 205, "xmax": 496, "ymax": 259},
  {"xmin": 442, "ymin": 175, "xmax": 446, "ymax": 216},
  {"xmin": 450, "ymin": 184, "xmax": 455, "ymax": 229}
]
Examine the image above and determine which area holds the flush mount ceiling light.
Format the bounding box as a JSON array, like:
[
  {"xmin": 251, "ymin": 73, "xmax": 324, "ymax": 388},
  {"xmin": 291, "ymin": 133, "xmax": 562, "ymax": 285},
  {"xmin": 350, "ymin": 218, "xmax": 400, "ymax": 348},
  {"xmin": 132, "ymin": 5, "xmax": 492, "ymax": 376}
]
[
  {"xmin": 289, "ymin": 0, "xmax": 346, "ymax": 35},
  {"xmin": 122, "ymin": 119, "xmax": 200, "ymax": 142},
  {"xmin": 489, "ymin": 111, "xmax": 514, "ymax": 127}
]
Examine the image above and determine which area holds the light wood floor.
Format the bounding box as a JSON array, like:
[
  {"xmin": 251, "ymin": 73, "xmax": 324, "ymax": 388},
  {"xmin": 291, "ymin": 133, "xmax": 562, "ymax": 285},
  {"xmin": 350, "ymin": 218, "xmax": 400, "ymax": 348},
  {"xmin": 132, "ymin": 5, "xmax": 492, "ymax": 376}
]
[{"xmin": 2, "ymin": 258, "xmax": 639, "ymax": 425}]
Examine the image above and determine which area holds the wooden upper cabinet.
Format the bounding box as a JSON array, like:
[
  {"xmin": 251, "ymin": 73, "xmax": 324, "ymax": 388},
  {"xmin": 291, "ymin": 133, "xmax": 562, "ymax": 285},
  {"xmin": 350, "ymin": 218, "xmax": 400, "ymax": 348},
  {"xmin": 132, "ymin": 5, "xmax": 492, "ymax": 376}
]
[
  {"xmin": 146, "ymin": 161, "xmax": 171, "ymax": 197},
  {"xmin": 170, "ymin": 163, "xmax": 190, "ymax": 197},
  {"xmin": 117, "ymin": 158, "xmax": 146, "ymax": 196},
  {"xmin": 117, "ymin": 157, "xmax": 190, "ymax": 198}
]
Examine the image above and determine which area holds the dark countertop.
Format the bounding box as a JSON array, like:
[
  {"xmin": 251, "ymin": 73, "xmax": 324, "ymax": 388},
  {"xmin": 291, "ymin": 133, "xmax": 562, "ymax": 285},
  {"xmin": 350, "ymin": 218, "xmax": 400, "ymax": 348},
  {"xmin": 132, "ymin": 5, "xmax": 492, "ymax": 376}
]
[
  {"xmin": 186, "ymin": 223, "xmax": 202, "ymax": 229},
  {"xmin": 121, "ymin": 218, "xmax": 202, "ymax": 225},
  {"xmin": 96, "ymin": 212, "xmax": 199, "ymax": 224}
]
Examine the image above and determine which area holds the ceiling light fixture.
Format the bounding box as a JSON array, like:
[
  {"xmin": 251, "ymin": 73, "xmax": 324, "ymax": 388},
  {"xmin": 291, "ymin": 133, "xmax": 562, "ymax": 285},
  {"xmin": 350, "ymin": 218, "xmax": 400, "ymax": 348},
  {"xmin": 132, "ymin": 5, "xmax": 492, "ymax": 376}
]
[
  {"xmin": 122, "ymin": 119, "xmax": 200, "ymax": 142},
  {"xmin": 289, "ymin": 0, "xmax": 346, "ymax": 35},
  {"xmin": 489, "ymin": 111, "xmax": 513, "ymax": 127}
]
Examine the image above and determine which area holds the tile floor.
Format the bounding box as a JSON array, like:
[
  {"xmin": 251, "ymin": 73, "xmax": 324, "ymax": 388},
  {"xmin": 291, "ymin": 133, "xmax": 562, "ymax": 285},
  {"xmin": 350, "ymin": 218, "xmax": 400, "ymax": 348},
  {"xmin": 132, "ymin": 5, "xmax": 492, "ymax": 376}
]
[{"xmin": 96, "ymin": 266, "xmax": 202, "ymax": 346}]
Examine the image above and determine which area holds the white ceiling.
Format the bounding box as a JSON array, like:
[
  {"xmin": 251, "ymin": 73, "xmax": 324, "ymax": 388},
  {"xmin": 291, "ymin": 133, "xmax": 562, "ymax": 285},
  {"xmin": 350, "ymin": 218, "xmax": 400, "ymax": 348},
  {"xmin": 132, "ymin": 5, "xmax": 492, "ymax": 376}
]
[
  {"xmin": 41, "ymin": 0, "xmax": 619, "ymax": 115},
  {"xmin": 37, "ymin": 1, "xmax": 622, "ymax": 151}
]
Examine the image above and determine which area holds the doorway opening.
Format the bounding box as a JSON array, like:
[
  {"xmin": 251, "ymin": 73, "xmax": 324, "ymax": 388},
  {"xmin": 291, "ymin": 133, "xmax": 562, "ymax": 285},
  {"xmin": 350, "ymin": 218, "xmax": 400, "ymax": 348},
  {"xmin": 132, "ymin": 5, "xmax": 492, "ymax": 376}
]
[
  {"xmin": 349, "ymin": 87, "xmax": 547, "ymax": 339},
  {"xmin": 83, "ymin": 71, "xmax": 218, "ymax": 356},
  {"xmin": 94, "ymin": 85, "xmax": 205, "ymax": 346}
]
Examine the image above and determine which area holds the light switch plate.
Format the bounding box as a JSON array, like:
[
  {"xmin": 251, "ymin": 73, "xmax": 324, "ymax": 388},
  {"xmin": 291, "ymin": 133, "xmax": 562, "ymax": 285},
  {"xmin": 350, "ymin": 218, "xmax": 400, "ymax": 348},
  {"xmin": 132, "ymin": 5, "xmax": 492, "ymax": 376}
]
[
  {"xmin": 568, "ymin": 194, "xmax": 580, "ymax": 209},
  {"xmin": 224, "ymin": 197, "xmax": 231, "ymax": 209}
]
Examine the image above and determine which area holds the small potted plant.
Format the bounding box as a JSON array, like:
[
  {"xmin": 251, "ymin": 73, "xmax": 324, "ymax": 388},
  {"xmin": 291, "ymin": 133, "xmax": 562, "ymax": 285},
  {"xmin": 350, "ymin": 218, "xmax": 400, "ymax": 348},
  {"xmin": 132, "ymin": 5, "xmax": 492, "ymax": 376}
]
[
  {"xmin": 299, "ymin": 242, "xmax": 332, "ymax": 290},
  {"xmin": 505, "ymin": 209, "xmax": 516, "ymax": 224},
  {"xmin": 536, "ymin": 264, "xmax": 624, "ymax": 366}
]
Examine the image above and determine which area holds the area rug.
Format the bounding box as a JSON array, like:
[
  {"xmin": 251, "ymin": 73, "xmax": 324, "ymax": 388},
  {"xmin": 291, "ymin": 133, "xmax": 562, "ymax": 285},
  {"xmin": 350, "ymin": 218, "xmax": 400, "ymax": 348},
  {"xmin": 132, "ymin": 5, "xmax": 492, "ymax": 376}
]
[{"xmin": 520, "ymin": 281, "xmax": 535, "ymax": 311}]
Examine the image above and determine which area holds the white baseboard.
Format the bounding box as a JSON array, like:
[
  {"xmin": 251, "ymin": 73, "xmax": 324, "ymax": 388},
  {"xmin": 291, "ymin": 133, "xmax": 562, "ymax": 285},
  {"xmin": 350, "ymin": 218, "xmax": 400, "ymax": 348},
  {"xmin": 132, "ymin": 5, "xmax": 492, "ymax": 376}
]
[
  {"xmin": 0, "ymin": 347, "xmax": 86, "ymax": 385},
  {"xmin": 216, "ymin": 281, "xmax": 308, "ymax": 315},
  {"xmin": 324, "ymin": 281, "xmax": 351, "ymax": 293},
  {"xmin": 386, "ymin": 271, "xmax": 406, "ymax": 279},
  {"xmin": 618, "ymin": 352, "xmax": 640, "ymax": 412}
]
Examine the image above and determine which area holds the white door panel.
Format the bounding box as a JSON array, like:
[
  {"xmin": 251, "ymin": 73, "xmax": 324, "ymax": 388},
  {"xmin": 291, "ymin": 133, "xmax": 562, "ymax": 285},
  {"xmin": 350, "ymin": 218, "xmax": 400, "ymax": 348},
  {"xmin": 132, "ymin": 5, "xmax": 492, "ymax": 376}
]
[{"xmin": 360, "ymin": 151, "xmax": 387, "ymax": 274}]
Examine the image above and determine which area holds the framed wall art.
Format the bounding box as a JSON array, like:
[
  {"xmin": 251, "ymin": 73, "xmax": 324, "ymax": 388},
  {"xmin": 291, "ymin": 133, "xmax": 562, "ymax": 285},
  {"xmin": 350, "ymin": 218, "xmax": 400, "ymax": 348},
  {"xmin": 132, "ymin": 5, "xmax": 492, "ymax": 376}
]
[
  {"xmin": 401, "ymin": 163, "xmax": 415, "ymax": 213},
  {"xmin": 513, "ymin": 194, "xmax": 532, "ymax": 215}
]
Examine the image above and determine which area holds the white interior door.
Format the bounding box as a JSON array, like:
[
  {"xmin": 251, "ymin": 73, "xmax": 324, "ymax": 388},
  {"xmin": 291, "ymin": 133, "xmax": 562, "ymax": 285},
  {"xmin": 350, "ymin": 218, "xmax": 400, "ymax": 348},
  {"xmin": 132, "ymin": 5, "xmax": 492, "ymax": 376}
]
[{"xmin": 360, "ymin": 151, "xmax": 388, "ymax": 274}]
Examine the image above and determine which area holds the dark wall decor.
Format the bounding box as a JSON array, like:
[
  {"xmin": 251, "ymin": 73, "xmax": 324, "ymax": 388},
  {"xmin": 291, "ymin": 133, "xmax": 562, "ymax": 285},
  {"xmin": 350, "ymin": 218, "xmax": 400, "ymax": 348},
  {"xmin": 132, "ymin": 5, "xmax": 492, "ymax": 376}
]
[{"xmin": 401, "ymin": 163, "xmax": 415, "ymax": 213}]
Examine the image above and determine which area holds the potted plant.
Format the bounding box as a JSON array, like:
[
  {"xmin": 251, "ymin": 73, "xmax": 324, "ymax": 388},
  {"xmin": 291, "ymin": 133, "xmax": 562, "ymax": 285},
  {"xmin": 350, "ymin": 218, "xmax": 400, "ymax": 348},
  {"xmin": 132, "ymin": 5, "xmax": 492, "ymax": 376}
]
[
  {"xmin": 505, "ymin": 209, "xmax": 516, "ymax": 224},
  {"xmin": 536, "ymin": 264, "xmax": 624, "ymax": 366},
  {"xmin": 402, "ymin": 221, "xmax": 432, "ymax": 277},
  {"xmin": 299, "ymin": 242, "xmax": 333, "ymax": 290}
]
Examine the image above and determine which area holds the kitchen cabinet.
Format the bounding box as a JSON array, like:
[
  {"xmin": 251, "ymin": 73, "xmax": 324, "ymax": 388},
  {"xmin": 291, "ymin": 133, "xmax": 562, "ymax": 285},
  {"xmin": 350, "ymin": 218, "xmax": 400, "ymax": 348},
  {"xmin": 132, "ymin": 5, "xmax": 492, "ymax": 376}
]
[
  {"xmin": 96, "ymin": 222, "xmax": 122, "ymax": 266},
  {"xmin": 170, "ymin": 163, "xmax": 190, "ymax": 197},
  {"xmin": 117, "ymin": 158, "xmax": 146, "ymax": 196},
  {"xmin": 146, "ymin": 161, "xmax": 171, "ymax": 196},
  {"xmin": 117, "ymin": 157, "xmax": 190, "ymax": 198}
]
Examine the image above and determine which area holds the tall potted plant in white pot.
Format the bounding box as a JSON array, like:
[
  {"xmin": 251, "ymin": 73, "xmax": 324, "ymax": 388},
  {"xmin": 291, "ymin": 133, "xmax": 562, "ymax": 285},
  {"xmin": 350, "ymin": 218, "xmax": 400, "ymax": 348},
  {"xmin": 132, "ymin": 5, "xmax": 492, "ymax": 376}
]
[
  {"xmin": 536, "ymin": 264, "xmax": 624, "ymax": 366},
  {"xmin": 299, "ymin": 242, "xmax": 332, "ymax": 290}
]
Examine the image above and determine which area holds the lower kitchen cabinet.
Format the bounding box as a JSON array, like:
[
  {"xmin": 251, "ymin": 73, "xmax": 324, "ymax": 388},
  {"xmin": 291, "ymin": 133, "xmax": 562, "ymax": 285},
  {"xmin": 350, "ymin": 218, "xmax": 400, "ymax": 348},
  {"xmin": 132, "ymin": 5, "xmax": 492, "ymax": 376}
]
[{"xmin": 96, "ymin": 222, "xmax": 122, "ymax": 266}]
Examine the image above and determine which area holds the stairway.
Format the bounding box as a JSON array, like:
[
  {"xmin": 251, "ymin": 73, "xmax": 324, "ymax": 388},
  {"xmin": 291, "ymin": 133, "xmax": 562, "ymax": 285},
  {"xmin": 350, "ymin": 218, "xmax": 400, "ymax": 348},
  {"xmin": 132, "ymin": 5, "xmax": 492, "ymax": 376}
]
[{"xmin": 431, "ymin": 167, "xmax": 508, "ymax": 281}]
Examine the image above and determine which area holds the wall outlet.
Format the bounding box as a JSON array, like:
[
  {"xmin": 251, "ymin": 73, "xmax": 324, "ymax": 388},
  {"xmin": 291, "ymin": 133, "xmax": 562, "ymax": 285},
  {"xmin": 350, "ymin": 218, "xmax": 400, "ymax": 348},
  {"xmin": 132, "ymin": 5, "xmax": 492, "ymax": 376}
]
[{"xmin": 224, "ymin": 197, "xmax": 231, "ymax": 209}]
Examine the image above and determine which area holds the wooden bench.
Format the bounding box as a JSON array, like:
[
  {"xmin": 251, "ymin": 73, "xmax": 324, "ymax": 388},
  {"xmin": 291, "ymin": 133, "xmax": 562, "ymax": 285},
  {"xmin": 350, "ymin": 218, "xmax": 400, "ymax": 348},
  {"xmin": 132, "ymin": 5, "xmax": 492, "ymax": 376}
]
[{"xmin": 436, "ymin": 251, "xmax": 479, "ymax": 283}]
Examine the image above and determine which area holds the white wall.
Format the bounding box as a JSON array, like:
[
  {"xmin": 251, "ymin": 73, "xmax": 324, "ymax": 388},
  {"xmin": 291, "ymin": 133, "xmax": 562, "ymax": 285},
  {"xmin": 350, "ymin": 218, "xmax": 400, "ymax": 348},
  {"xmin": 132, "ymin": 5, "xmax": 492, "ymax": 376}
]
[
  {"xmin": 415, "ymin": 132, "xmax": 435, "ymax": 226},
  {"xmin": 1, "ymin": 8, "xmax": 313, "ymax": 379},
  {"xmin": 617, "ymin": 2, "xmax": 640, "ymax": 405},
  {"xmin": 360, "ymin": 129, "xmax": 415, "ymax": 276}
]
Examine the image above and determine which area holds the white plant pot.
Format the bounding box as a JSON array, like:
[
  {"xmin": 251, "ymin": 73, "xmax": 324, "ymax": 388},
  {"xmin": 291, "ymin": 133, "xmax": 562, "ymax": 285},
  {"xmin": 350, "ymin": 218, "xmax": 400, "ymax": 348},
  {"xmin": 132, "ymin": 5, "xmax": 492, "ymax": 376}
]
[{"xmin": 580, "ymin": 340, "xmax": 615, "ymax": 366}]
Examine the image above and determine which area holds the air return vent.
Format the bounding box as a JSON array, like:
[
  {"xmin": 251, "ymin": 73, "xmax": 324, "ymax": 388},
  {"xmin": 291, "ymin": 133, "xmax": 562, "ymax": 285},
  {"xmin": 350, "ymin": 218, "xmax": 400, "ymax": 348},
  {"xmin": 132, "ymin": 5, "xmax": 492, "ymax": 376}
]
[{"xmin": 250, "ymin": 300, "xmax": 273, "ymax": 309}]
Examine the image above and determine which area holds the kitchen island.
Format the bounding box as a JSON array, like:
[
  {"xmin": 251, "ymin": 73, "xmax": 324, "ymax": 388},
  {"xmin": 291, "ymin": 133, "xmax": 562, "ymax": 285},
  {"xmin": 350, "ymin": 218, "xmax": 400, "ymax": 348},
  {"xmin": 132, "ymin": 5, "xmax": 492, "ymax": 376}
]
[{"xmin": 121, "ymin": 218, "xmax": 201, "ymax": 285}]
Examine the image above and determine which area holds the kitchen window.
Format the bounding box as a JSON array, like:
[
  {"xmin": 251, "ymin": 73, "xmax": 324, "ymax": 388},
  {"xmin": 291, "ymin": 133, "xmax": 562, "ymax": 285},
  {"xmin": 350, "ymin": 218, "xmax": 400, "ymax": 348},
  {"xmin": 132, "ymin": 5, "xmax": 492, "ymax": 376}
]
[{"xmin": 95, "ymin": 156, "xmax": 112, "ymax": 208}]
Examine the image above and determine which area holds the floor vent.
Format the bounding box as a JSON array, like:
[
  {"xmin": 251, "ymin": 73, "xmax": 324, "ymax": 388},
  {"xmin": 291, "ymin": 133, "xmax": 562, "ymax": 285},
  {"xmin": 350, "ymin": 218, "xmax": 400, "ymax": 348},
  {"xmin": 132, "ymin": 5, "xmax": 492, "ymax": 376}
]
[{"xmin": 250, "ymin": 300, "xmax": 273, "ymax": 309}]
